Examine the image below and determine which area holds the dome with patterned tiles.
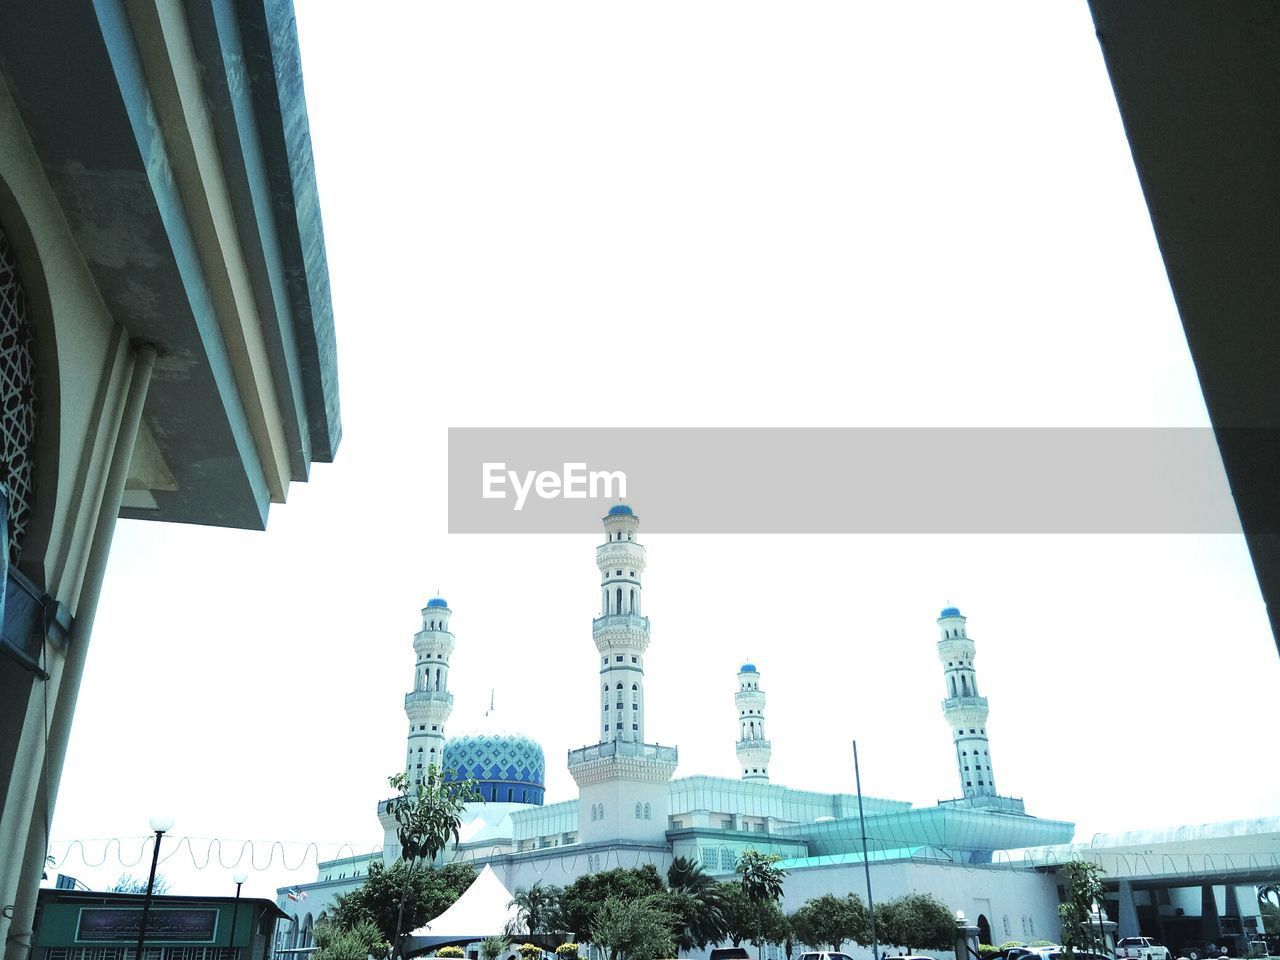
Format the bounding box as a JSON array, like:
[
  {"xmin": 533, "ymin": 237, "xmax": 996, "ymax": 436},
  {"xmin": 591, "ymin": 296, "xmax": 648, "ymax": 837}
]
[{"xmin": 442, "ymin": 732, "xmax": 546, "ymax": 806}]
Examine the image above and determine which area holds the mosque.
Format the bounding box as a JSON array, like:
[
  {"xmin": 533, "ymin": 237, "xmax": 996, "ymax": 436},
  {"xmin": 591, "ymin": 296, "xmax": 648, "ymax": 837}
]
[{"xmin": 275, "ymin": 504, "xmax": 1102, "ymax": 955}]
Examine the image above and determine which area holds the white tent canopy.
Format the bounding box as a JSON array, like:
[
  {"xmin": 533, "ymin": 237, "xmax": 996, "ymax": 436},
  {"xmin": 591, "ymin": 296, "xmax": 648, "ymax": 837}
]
[{"xmin": 405, "ymin": 864, "xmax": 521, "ymax": 953}]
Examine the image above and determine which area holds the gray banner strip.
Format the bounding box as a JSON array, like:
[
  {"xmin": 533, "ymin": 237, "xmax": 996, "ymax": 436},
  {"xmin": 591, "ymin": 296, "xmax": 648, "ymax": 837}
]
[{"xmin": 448, "ymin": 427, "xmax": 1246, "ymax": 533}]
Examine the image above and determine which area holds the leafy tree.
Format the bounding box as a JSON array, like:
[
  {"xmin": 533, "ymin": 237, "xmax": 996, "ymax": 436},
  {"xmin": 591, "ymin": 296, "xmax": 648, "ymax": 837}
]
[
  {"xmin": 590, "ymin": 897, "xmax": 676, "ymax": 960},
  {"xmin": 110, "ymin": 873, "xmax": 171, "ymax": 895},
  {"xmin": 481, "ymin": 937, "xmax": 510, "ymax": 960},
  {"xmin": 554, "ymin": 945, "xmax": 579, "ymax": 960},
  {"xmin": 383, "ymin": 769, "xmax": 481, "ymax": 959},
  {"xmin": 516, "ymin": 945, "xmax": 542, "ymax": 960},
  {"xmin": 665, "ymin": 858, "xmax": 729, "ymax": 950},
  {"xmin": 510, "ymin": 882, "xmax": 563, "ymax": 936},
  {"xmin": 718, "ymin": 883, "xmax": 786, "ymax": 953},
  {"xmin": 790, "ymin": 894, "xmax": 868, "ymax": 952},
  {"xmin": 558, "ymin": 866, "xmax": 665, "ymax": 940},
  {"xmin": 1057, "ymin": 861, "xmax": 1107, "ymax": 960},
  {"xmin": 875, "ymin": 893, "xmax": 954, "ymax": 954},
  {"xmin": 437, "ymin": 949, "xmax": 466, "ymax": 958},
  {"xmin": 737, "ymin": 850, "xmax": 788, "ymax": 960},
  {"xmin": 313, "ymin": 920, "xmax": 389, "ymax": 960},
  {"xmin": 329, "ymin": 859, "xmax": 476, "ymax": 946}
]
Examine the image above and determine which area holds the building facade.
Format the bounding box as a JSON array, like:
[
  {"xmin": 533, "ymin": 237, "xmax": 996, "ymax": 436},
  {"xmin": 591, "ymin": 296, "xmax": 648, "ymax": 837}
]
[{"xmin": 0, "ymin": 2, "xmax": 341, "ymax": 956}]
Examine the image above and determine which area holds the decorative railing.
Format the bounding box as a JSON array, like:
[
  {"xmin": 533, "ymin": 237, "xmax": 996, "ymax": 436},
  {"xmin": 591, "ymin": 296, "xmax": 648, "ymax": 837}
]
[
  {"xmin": 592, "ymin": 613, "xmax": 649, "ymax": 632},
  {"xmin": 941, "ymin": 695, "xmax": 988, "ymax": 711},
  {"xmin": 736, "ymin": 738, "xmax": 771, "ymax": 750},
  {"xmin": 568, "ymin": 740, "xmax": 678, "ymax": 766},
  {"xmin": 405, "ymin": 690, "xmax": 454, "ymax": 708}
]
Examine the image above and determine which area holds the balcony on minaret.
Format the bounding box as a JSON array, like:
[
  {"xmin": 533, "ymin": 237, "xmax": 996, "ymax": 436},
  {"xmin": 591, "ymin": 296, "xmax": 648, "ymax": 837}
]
[
  {"xmin": 567, "ymin": 740, "xmax": 678, "ymax": 766},
  {"xmin": 592, "ymin": 613, "xmax": 650, "ymax": 633},
  {"xmin": 736, "ymin": 738, "xmax": 771, "ymax": 749},
  {"xmin": 405, "ymin": 690, "xmax": 454, "ymax": 709},
  {"xmin": 942, "ymin": 694, "xmax": 988, "ymax": 711}
]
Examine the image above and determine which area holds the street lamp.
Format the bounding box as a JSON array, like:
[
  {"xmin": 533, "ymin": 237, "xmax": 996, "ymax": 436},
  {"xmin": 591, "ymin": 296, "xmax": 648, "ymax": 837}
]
[
  {"xmin": 135, "ymin": 816, "xmax": 174, "ymax": 960},
  {"xmin": 229, "ymin": 872, "xmax": 249, "ymax": 960}
]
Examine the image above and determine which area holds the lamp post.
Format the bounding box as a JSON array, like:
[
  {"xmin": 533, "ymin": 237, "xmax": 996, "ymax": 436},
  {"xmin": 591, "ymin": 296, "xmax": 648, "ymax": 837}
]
[
  {"xmin": 135, "ymin": 816, "xmax": 174, "ymax": 960},
  {"xmin": 852, "ymin": 741, "xmax": 878, "ymax": 960},
  {"xmin": 229, "ymin": 872, "xmax": 249, "ymax": 960}
]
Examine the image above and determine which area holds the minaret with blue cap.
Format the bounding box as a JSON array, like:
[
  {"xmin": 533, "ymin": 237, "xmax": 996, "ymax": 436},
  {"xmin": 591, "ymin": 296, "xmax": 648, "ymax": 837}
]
[
  {"xmin": 593, "ymin": 503, "xmax": 649, "ymax": 745},
  {"xmin": 937, "ymin": 606, "xmax": 996, "ymax": 800},
  {"xmin": 403, "ymin": 595, "xmax": 456, "ymax": 790},
  {"xmin": 569, "ymin": 503, "xmax": 678, "ymax": 846},
  {"xmin": 735, "ymin": 663, "xmax": 771, "ymax": 781}
]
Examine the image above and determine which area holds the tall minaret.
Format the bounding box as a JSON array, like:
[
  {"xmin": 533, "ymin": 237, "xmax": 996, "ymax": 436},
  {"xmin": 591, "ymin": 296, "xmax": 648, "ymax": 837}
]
[
  {"xmin": 570, "ymin": 504, "xmax": 677, "ymax": 846},
  {"xmin": 595, "ymin": 504, "xmax": 648, "ymax": 743},
  {"xmin": 404, "ymin": 596, "xmax": 456, "ymax": 788},
  {"xmin": 735, "ymin": 663, "xmax": 771, "ymax": 781},
  {"xmin": 937, "ymin": 606, "xmax": 996, "ymax": 800}
]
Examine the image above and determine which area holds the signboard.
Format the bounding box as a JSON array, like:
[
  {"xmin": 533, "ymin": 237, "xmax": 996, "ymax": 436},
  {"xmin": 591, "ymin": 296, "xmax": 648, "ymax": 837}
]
[{"xmin": 76, "ymin": 908, "xmax": 219, "ymax": 943}]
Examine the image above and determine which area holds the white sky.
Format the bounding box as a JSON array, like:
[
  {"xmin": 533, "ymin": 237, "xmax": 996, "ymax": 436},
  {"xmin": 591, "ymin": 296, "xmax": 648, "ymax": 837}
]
[{"xmin": 47, "ymin": 1, "xmax": 1280, "ymax": 899}]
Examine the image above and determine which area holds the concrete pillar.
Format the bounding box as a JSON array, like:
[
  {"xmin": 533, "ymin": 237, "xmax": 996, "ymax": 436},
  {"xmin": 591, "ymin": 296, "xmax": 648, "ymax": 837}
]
[
  {"xmin": 1200, "ymin": 885, "xmax": 1222, "ymax": 942},
  {"xmin": 955, "ymin": 912, "xmax": 981, "ymax": 960},
  {"xmin": 1118, "ymin": 881, "xmax": 1141, "ymax": 939}
]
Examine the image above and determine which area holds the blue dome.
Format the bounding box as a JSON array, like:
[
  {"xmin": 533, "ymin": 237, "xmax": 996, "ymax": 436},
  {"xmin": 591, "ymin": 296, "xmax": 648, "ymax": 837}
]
[
  {"xmin": 442, "ymin": 733, "xmax": 546, "ymax": 805},
  {"xmin": 740, "ymin": 663, "xmax": 757, "ymax": 673},
  {"xmin": 426, "ymin": 597, "xmax": 448, "ymax": 609},
  {"xmin": 939, "ymin": 606, "xmax": 962, "ymax": 618},
  {"xmin": 607, "ymin": 504, "xmax": 634, "ymax": 516}
]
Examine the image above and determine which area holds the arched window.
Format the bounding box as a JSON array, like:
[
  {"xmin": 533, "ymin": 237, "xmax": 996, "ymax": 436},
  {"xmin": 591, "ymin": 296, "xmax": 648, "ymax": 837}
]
[
  {"xmin": 949, "ymin": 676, "xmax": 957, "ymax": 697},
  {"xmin": 635, "ymin": 802, "xmax": 642, "ymax": 819},
  {"xmin": 616, "ymin": 587, "xmax": 622, "ymax": 613},
  {"xmin": 617, "ymin": 682, "xmax": 623, "ymax": 690},
  {"xmin": 629, "ymin": 588, "xmax": 635, "ymax": 613},
  {"xmin": 644, "ymin": 803, "xmax": 651, "ymax": 820},
  {"xmin": 961, "ymin": 675, "xmax": 970, "ymax": 696}
]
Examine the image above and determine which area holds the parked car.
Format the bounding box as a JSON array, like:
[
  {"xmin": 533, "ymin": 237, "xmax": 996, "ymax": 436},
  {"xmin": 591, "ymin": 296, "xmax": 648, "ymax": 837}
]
[
  {"xmin": 1006, "ymin": 946, "xmax": 1062, "ymax": 960},
  {"xmin": 798, "ymin": 952, "xmax": 855, "ymax": 960},
  {"xmin": 1118, "ymin": 937, "xmax": 1172, "ymax": 960},
  {"xmin": 710, "ymin": 950, "xmax": 751, "ymax": 960}
]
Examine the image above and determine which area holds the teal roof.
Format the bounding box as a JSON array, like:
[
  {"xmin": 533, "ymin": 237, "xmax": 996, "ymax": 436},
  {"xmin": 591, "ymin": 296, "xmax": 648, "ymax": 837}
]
[
  {"xmin": 426, "ymin": 597, "xmax": 448, "ymax": 609},
  {"xmin": 740, "ymin": 663, "xmax": 757, "ymax": 673},
  {"xmin": 607, "ymin": 504, "xmax": 634, "ymax": 516},
  {"xmin": 940, "ymin": 606, "xmax": 962, "ymax": 618}
]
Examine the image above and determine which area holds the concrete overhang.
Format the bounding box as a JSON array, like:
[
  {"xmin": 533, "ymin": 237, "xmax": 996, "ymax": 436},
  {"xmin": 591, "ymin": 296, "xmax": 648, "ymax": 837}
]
[
  {"xmin": 1086, "ymin": 3, "xmax": 1280, "ymax": 656},
  {"xmin": 0, "ymin": 0, "xmax": 340, "ymax": 530}
]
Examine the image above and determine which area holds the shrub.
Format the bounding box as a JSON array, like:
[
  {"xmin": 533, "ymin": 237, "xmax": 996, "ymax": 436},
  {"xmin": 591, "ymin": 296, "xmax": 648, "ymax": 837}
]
[
  {"xmin": 998, "ymin": 944, "xmax": 1027, "ymax": 952},
  {"xmin": 555, "ymin": 947, "xmax": 579, "ymax": 960},
  {"xmin": 437, "ymin": 948, "xmax": 466, "ymax": 958},
  {"xmin": 518, "ymin": 945, "xmax": 542, "ymax": 960},
  {"xmin": 980, "ymin": 945, "xmax": 1000, "ymax": 959}
]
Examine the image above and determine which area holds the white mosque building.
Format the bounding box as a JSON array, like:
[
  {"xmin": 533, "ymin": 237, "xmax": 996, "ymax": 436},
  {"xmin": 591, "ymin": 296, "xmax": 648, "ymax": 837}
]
[{"xmin": 277, "ymin": 504, "xmax": 1097, "ymax": 955}]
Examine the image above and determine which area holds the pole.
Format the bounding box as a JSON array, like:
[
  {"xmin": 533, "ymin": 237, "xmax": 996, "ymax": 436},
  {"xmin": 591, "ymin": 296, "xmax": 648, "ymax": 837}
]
[
  {"xmin": 853, "ymin": 741, "xmax": 879, "ymax": 960},
  {"xmin": 135, "ymin": 828, "xmax": 165, "ymax": 960},
  {"xmin": 229, "ymin": 881, "xmax": 244, "ymax": 960}
]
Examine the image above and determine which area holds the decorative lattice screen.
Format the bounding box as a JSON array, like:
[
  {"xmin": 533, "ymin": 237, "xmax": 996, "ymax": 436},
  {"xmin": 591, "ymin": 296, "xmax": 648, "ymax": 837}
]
[{"xmin": 0, "ymin": 228, "xmax": 36, "ymax": 566}]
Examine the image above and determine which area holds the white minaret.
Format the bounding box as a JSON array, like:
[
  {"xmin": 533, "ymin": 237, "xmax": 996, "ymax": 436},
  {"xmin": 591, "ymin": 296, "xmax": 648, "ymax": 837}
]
[
  {"xmin": 595, "ymin": 504, "xmax": 648, "ymax": 743},
  {"xmin": 570, "ymin": 504, "xmax": 677, "ymax": 846},
  {"xmin": 735, "ymin": 663, "xmax": 771, "ymax": 781},
  {"xmin": 937, "ymin": 606, "xmax": 997, "ymax": 800},
  {"xmin": 404, "ymin": 596, "xmax": 456, "ymax": 787}
]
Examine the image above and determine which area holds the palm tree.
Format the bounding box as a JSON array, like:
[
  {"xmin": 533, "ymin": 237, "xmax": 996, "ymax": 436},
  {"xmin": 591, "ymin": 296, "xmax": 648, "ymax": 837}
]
[
  {"xmin": 737, "ymin": 850, "xmax": 788, "ymax": 960},
  {"xmin": 510, "ymin": 881, "xmax": 561, "ymax": 936},
  {"xmin": 668, "ymin": 857, "xmax": 729, "ymax": 950},
  {"xmin": 384, "ymin": 768, "xmax": 481, "ymax": 959}
]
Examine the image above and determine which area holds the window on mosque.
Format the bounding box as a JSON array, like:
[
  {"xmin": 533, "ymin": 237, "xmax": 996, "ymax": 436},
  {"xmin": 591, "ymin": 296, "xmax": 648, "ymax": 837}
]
[
  {"xmin": 615, "ymin": 655, "xmax": 623, "ymax": 662},
  {"xmin": 631, "ymin": 656, "xmax": 638, "ymax": 663},
  {"xmin": 632, "ymin": 723, "xmax": 638, "ymax": 730},
  {"xmin": 616, "ymin": 722, "xmax": 623, "ymax": 729},
  {"xmin": 632, "ymin": 703, "xmax": 638, "ymax": 710}
]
